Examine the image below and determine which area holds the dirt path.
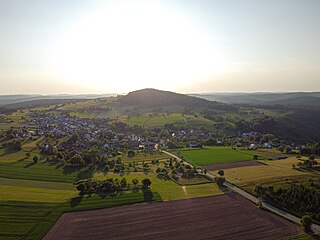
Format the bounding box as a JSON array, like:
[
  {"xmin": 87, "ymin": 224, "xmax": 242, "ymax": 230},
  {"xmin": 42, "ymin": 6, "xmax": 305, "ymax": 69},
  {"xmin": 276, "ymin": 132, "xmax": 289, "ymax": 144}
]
[{"xmin": 181, "ymin": 185, "xmax": 187, "ymax": 196}]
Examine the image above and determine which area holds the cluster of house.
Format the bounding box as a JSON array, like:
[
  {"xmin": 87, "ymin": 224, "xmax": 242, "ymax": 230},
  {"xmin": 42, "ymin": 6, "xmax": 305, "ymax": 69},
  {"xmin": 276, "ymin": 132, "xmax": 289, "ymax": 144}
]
[{"xmin": 6, "ymin": 113, "xmax": 308, "ymax": 153}]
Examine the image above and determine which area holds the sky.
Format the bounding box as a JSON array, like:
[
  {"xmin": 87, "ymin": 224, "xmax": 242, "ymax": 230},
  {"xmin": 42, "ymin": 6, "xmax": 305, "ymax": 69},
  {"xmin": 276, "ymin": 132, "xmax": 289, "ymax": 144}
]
[{"xmin": 0, "ymin": 0, "xmax": 320, "ymax": 94}]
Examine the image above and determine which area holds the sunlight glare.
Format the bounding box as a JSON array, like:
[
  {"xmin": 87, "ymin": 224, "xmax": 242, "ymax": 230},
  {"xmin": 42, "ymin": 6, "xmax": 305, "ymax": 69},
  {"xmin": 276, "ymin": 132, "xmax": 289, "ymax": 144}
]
[{"xmin": 50, "ymin": 1, "xmax": 226, "ymax": 92}]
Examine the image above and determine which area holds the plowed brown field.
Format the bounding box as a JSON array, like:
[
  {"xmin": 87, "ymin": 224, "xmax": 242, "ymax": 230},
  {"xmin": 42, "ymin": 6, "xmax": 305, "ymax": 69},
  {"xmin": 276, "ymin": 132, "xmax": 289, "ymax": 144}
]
[
  {"xmin": 44, "ymin": 193, "xmax": 300, "ymax": 240},
  {"xmin": 204, "ymin": 160, "xmax": 262, "ymax": 171}
]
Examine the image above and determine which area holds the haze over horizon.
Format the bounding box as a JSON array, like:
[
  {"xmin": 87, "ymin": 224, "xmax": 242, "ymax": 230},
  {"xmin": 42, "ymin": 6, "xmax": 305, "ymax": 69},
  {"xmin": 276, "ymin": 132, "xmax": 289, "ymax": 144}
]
[{"xmin": 1, "ymin": 0, "xmax": 320, "ymax": 94}]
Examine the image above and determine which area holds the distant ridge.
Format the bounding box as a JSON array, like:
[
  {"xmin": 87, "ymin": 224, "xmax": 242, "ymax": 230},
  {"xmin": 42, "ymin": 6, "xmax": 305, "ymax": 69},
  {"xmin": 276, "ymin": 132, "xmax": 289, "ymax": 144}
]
[{"xmin": 119, "ymin": 88, "xmax": 227, "ymax": 109}]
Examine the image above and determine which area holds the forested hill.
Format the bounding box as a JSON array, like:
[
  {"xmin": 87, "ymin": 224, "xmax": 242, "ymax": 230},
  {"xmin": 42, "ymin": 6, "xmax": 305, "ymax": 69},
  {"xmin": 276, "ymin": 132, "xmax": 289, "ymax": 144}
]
[
  {"xmin": 192, "ymin": 92, "xmax": 320, "ymax": 106},
  {"xmin": 119, "ymin": 88, "xmax": 236, "ymax": 111}
]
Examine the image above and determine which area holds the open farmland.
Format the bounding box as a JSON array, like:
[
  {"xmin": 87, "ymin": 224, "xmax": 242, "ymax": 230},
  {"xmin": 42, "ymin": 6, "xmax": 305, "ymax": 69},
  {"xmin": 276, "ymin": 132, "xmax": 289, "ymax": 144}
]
[
  {"xmin": 203, "ymin": 160, "xmax": 263, "ymax": 171},
  {"xmin": 44, "ymin": 193, "xmax": 300, "ymax": 240},
  {"xmin": 0, "ymin": 191, "xmax": 161, "ymax": 240},
  {"xmin": 173, "ymin": 147, "xmax": 264, "ymax": 166},
  {"xmin": 94, "ymin": 171, "xmax": 222, "ymax": 201},
  {"xmin": 119, "ymin": 151, "xmax": 169, "ymax": 163},
  {"xmin": 125, "ymin": 113, "xmax": 185, "ymax": 127},
  {"xmin": 221, "ymin": 157, "xmax": 319, "ymax": 192}
]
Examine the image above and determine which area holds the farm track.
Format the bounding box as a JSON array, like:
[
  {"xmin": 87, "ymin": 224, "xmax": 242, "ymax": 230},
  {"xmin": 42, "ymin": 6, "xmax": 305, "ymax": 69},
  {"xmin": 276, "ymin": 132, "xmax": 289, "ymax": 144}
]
[{"xmin": 43, "ymin": 193, "xmax": 299, "ymax": 240}]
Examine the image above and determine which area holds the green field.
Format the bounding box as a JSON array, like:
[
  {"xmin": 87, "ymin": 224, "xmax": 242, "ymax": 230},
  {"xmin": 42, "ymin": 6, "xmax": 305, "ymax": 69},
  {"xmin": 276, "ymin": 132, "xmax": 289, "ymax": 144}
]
[
  {"xmin": 0, "ymin": 160, "xmax": 94, "ymax": 182},
  {"xmin": 0, "ymin": 191, "xmax": 161, "ymax": 240},
  {"xmin": 173, "ymin": 146, "xmax": 264, "ymax": 166},
  {"xmin": 95, "ymin": 171, "xmax": 224, "ymax": 201},
  {"xmin": 125, "ymin": 113, "xmax": 185, "ymax": 127}
]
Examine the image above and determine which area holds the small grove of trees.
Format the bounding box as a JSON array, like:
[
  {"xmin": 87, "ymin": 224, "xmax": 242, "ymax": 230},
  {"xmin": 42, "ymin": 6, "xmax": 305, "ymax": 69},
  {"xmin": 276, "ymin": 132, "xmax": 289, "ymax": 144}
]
[
  {"xmin": 254, "ymin": 183, "xmax": 320, "ymax": 222},
  {"xmin": 2, "ymin": 139, "xmax": 22, "ymax": 150},
  {"xmin": 296, "ymin": 158, "xmax": 319, "ymax": 170},
  {"xmin": 76, "ymin": 178, "xmax": 151, "ymax": 195},
  {"xmin": 76, "ymin": 178, "xmax": 128, "ymax": 195},
  {"xmin": 215, "ymin": 176, "xmax": 225, "ymax": 186}
]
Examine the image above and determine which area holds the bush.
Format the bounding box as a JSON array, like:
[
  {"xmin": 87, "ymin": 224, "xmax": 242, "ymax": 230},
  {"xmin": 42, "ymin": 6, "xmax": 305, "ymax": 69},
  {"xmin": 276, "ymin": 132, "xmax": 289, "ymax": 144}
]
[{"xmin": 301, "ymin": 215, "xmax": 313, "ymax": 232}]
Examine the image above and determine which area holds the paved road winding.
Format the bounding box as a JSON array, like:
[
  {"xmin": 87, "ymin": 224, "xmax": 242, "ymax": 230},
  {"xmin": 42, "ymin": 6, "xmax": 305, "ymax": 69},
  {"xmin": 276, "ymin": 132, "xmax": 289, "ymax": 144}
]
[{"xmin": 162, "ymin": 150, "xmax": 320, "ymax": 233}]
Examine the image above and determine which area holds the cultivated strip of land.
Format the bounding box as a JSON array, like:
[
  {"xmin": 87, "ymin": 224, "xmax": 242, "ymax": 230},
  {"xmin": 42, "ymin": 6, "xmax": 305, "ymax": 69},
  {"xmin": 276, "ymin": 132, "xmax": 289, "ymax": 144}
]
[{"xmin": 43, "ymin": 193, "xmax": 299, "ymax": 240}]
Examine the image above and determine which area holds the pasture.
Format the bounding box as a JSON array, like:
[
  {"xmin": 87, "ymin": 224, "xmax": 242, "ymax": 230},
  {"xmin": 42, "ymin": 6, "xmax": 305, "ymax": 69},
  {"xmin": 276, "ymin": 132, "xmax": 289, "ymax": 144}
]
[
  {"xmin": 125, "ymin": 113, "xmax": 185, "ymax": 127},
  {"xmin": 221, "ymin": 157, "xmax": 319, "ymax": 192},
  {"xmin": 174, "ymin": 147, "xmax": 264, "ymax": 166},
  {"xmin": 43, "ymin": 193, "xmax": 300, "ymax": 240}
]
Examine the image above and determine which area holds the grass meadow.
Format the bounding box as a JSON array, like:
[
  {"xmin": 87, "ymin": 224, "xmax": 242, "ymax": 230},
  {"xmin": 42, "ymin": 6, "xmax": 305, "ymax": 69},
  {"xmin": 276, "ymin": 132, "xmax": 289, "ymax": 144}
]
[{"xmin": 173, "ymin": 146, "xmax": 265, "ymax": 166}]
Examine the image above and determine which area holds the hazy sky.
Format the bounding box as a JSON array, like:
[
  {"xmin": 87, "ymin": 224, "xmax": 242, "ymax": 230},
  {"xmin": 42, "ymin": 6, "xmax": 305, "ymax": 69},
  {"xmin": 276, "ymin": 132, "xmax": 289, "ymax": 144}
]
[{"xmin": 1, "ymin": 0, "xmax": 320, "ymax": 94}]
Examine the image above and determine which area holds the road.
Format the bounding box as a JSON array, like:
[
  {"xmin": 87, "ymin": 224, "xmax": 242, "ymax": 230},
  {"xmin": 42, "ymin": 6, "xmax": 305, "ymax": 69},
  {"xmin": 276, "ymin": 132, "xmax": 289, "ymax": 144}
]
[{"xmin": 162, "ymin": 150, "xmax": 320, "ymax": 233}]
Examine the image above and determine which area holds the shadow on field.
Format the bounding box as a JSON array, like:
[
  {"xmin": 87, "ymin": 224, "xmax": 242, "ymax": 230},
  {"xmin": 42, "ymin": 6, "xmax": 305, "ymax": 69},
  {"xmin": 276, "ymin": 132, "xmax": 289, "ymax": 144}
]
[
  {"xmin": 142, "ymin": 189, "xmax": 154, "ymax": 202},
  {"xmin": 17, "ymin": 157, "xmax": 29, "ymax": 162},
  {"xmin": 24, "ymin": 161, "xmax": 36, "ymax": 168},
  {"xmin": 218, "ymin": 185, "xmax": 230, "ymax": 193},
  {"xmin": 0, "ymin": 148, "xmax": 19, "ymax": 156},
  {"xmin": 76, "ymin": 166, "xmax": 95, "ymax": 180},
  {"xmin": 63, "ymin": 165, "xmax": 80, "ymax": 175},
  {"xmin": 70, "ymin": 195, "xmax": 83, "ymax": 207},
  {"xmin": 156, "ymin": 175, "xmax": 171, "ymax": 181}
]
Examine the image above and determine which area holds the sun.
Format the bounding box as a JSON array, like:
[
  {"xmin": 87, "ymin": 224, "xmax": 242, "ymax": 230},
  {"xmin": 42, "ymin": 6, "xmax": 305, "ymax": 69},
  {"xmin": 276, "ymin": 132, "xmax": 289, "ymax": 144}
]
[{"xmin": 49, "ymin": 1, "xmax": 226, "ymax": 93}]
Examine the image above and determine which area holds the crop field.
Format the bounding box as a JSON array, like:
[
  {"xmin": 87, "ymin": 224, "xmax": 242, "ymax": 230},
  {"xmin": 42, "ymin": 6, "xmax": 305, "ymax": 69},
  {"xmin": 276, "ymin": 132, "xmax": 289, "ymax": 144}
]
[
  {"xmin": 94, "ymin": 171, "xmax": 222, "ymax": 201},
  {"xmin": 221, "ymin": 157, "xmax": 319, "ymax": 192},
  {"xmin": 203, "ymin": 160, "xmax": 262, "ymax": 171},
  {"xmin": 0, "ymin": 158, "xmax": 96, "ymax": 182},
  {"xmin": 0, "ymin": 191, "xmax": 161, "ymax": 240},
  {"xmin": 43, "ymin": 193, "xmax": 300, "ymax": 240},
  {"xmin": 173, "ymin": 147, "xmax": 264, "ymax": 166}
]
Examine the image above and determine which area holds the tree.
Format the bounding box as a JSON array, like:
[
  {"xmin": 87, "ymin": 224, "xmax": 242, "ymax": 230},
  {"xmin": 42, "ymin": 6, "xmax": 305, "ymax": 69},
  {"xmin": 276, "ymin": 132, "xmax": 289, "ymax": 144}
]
[
  {"xmin": 120, "ymin": 178, "xmax": 127, "ymax": 189},
  {"xmin": 142, "ymin": 178, "xmax": 152, "ymax": 188},
  {"xmin": 127, "ymin": 150, "xmax": 135, "ymax": 158},
  {"xmin": 76, "ymin": 182, "xmax": 86, "ymax": 195},
  {"xmin": 32, "ymin": 156, "xmax": 39, "ymax": 163},
  {"xmin": 215, "ymin": 177, "xmax": 225, "ymax": 186},
  {"xmin": 278, "ymin": 146, "xmax": 285, "ymax": 153},
  {"xmin": 254, "ymin": 184, "xmax": 266, "ymax": 197},
  {"xmin": 132, "ymin": 179, "xmax": 138, "ymax": 188},
  {"xmin": 285, "ymin": 146, "xmax": 292, "ymax": 154},
  {"xmin": 69, "ymin": 155, "xmax": 84, "ymax": 167},
  {"xmin": 217, "ymin": 169, "xmax": 224, "ymax": 176},
  {"xmin": 301, "ymin": 215, "xmax": 313, "ymax": 232}
]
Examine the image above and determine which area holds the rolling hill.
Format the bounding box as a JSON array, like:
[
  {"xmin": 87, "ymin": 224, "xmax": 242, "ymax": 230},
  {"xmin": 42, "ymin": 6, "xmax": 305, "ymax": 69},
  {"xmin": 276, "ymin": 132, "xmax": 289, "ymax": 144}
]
[{"xmin": 118, "ymin": 88, "xmax": 236, "ymax": 111}]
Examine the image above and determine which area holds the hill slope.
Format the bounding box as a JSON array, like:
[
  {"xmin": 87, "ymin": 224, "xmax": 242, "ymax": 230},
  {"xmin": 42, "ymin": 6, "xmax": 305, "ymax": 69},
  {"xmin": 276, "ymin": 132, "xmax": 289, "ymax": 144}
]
[{"xmin": 119, "ymin": 89, "xmax": 233, "ymax": 111}]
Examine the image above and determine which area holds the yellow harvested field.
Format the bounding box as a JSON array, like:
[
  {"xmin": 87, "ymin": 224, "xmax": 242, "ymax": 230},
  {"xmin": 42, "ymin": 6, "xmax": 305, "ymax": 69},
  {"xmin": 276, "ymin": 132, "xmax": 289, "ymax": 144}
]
[{"xmin": 219, "ymin": 157, "xmax": 318, "ymax": 187}]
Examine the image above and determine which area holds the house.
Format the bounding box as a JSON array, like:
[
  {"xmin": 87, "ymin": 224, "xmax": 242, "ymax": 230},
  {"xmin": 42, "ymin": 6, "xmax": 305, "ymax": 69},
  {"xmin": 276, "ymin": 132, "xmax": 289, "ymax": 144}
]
[{"xmin": 264, "ymin": 143, "xmax": 272, "ymax": 149}]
